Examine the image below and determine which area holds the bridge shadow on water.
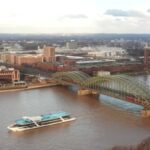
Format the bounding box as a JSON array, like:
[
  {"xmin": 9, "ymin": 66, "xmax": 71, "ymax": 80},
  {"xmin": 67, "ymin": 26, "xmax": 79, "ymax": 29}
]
[
  {"xmin": 100, "ymin": 95, "xmax": 144, "ymax": 115},
  {"xmin": 68, "ymin": 85, "xmax": 144, "ymax": 116}
]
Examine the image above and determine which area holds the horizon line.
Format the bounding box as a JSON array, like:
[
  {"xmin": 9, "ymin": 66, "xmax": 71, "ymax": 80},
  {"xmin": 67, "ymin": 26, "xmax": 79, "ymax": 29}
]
[{"xmin": 0, "ymin": 33, "xmax": 150, "ymax": 35}]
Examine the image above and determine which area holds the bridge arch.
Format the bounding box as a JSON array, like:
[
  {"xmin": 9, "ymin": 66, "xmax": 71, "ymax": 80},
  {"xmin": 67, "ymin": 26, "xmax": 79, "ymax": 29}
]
[
  {"xmin": 52, "ymin": 71, "xmax": 150, "ymax": 108},
  {"xmin": 52, "ymin": 71, "xmax": 90, "ymax": 85},
  {"xmin": 83, "ymin": 75, "xmax": 150, "ymax": 104}
]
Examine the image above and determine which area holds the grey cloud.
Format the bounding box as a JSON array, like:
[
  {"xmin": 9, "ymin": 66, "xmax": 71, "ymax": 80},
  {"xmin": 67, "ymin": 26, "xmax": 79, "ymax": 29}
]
[
  {"xmin": 147, "ymin": 9, "xmax": 150, "ymax": 12},
  {"xmin": 94, "ymin": 16, "xmax": 150, "ymax": 33},
  {"xmin": 105, "ymin": 9, "xmax": 146, "ymax": 18},
  {"xmin": 59, "ymin": 14, "xmax": 88, "ymax": 21},
  {"xmin": 105, "ymin": 9, "xmax": 129, "ymax": 17}
]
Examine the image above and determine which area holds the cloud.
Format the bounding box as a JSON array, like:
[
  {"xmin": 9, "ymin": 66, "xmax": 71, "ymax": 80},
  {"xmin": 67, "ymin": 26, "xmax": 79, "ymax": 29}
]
[
  {"xmin": 59, "ymin": 14, "xmax": 88, "ymax": 21},
  {"xmin": 105, "ymin": 9, "xmax": 147, "ymax": 18},
  {"xmin": 148, "ymin": 9, "xmax": 150, "ymax": 12},
  {"xmin": 105, "ymin": 9, "xmax": 129, "ymax": 17},
  {"xmin": 94, "ymin": 16, "xmax": 150, "ymax": 33}
]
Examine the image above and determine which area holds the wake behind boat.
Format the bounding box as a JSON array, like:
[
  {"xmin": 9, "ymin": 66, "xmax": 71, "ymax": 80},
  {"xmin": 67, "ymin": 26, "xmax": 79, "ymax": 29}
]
[{"xmin": 7, "ymin": 111, "xmax": 76, "ymax": 132}]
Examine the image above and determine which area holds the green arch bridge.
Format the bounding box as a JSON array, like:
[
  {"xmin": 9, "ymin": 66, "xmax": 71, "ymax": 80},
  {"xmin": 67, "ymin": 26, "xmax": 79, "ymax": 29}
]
[{"xmin": 52, "ymin": 71, "xmax": 150, "ymax": 110}]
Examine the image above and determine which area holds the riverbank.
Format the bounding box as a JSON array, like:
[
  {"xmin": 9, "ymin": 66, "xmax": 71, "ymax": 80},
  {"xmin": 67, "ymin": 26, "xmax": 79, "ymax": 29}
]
[
  {"xmin": 109, "ymin": 136, "xmax": 150, "ymax": 150},
  {"xmin": 121, "ymin": 71, "xmax": 150, "ymax": 76},
  {"xmin": 0, "ymin": 83, "xmax": 58, "ymax": 93}
]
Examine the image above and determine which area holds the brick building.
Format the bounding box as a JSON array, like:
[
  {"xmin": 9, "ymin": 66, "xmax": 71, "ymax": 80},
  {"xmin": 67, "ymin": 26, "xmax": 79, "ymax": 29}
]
[
  {"xmin": 43, "ymin": 46, "xmax": 55, "ymax": 62},
  {"xmin": 0, "ymin": 68, "xmax": 20, "ymax": 82},
  {"xmin": 16, "ymin": 54, "xmax": 43, "ymax": 65}
]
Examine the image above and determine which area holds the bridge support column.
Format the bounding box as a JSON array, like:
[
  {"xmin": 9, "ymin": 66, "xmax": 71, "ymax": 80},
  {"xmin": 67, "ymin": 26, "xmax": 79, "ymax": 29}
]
[
  {"xmin": 141, "ymin": 110, "xmax": 150, "ymax": 117},
  {"xmin": 77, "ymin": 89, "xmax": 98, "ymax": 96},
  {"xmin": 77, "ymin": 89, "xmax": 92, "ymax": 96},
  {"xmin": 91, "ymin": 91, "xmax": 99, "ymax": 95}
]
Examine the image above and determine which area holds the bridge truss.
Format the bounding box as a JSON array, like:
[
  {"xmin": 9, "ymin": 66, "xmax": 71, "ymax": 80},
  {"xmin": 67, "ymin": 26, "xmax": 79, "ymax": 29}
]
[{"xmin": 52, "ymin": 71, "xmax": 150, "ymax": 109}]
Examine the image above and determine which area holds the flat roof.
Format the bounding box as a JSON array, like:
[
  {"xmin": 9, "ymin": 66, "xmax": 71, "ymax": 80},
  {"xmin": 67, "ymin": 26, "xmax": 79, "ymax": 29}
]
[
  {"xmin": 76, "ymin": 59, "xmax": 115, "ymax": 64},
  {"xmin": 66, "ymin": 56, "xmax": 84, "ymax": 59},
  {"xmin": 76, "ymin": 60, "xmax": 104, "ymax": 64}
]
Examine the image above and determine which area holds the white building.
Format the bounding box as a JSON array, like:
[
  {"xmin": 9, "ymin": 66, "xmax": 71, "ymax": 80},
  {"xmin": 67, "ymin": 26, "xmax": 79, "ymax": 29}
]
[
  {"xmin": 66, "ymin": 40, "xmax": 78, "ymax": 49},
  {"xmin": 88, "ymin": 46, "xmax": 127, "ymax": 58},
  {"xmin": 97, "ymin": 71, "xmax": 110, "ymax": 76}
]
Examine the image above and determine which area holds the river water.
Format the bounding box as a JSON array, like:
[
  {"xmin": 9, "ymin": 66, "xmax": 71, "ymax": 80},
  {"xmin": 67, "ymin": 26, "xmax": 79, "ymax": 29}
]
[{"xmin": 0, "ymin": 75, "xmax": 150, "ymax": 150}]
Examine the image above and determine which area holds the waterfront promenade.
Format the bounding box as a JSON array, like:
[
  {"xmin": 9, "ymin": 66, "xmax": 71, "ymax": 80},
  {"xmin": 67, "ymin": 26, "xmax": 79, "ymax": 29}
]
[{"xmin": 0, "ymin": 82, "xmax": 58, "ymax": 93}]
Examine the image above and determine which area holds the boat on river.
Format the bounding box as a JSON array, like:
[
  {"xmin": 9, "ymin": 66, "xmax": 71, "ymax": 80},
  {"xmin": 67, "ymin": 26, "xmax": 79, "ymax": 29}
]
[{"xmin": 7, "ymin": 111, "xmax": 76, "ymax": 132}]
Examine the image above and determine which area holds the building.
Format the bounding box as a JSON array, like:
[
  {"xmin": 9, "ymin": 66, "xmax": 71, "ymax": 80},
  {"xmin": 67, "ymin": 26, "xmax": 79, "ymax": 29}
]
[
  {"xmin": 144, "ymin": 43, "xmax": 150, "ymax": 69},
  {"xmin": 97, "ymin": 71, "xmax": 110, "ymax": 76},
  {"xmin": 0, "ymin": 53, "xmax": 44, "ymax": 65},
  {"xmin": 43, "ymin": 46, "xmax": 55, "ymax": 62},
  {"xmin": 66, "ymin": 40, "xmax": 78, "ymax": 49},
  {"xmin": 88, "ymin": 47, "xmax": 127, "ymax": 59},
  {"xmin": 16, "ymin": 54, "xmax": 43, "ymax": 65},
  {"xmin": 0, "ymin": 53, "xmax": 14, "ymax": 64},
  {"xmin": 0, "ymin": 67, "xmax": 20, "ymax": 82},
  {"xmin": 76, "ymin": 60, "xmax": 115, "ymax": 66}
]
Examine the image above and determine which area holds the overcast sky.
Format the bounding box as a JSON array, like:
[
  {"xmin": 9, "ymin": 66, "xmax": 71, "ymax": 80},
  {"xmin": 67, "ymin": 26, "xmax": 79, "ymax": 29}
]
[{"xmin": 0, "ymin": 0, "xmax": 150, "ymax": 33}]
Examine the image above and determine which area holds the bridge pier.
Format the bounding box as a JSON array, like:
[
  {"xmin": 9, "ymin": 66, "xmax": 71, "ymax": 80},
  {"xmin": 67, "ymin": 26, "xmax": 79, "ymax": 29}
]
[
  {"xmin": 141, "ymin": 110, "xmax": 150, "ymax": 117},
  {"xmin": 77, "ymin": 89, "xmax": 98, "ymax": 96},
  {"xmin": 77, "ymin": 89, "xmax": 92, "ymax": 95}
]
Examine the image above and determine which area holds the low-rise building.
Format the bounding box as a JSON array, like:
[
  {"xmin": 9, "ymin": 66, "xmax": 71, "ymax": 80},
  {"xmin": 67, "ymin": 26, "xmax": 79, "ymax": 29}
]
[
  {"xmin": 97, "ymin": 71, "xmax": 110, "ymax": 76},
  {"xmin": 88, "ymin": 47, "xmax": 127, "ymax": 59},
  {"xmin": 0, "ymin": 46, "xmax": 56, "ymax": 65},
  {"xmin": 66, "ymin": 40, "xmax": 78, "ymax": 49},
  {"xmin": 16, "ymin": 54, "xmax": 43, "ymax": 65},
  {"xmin": 0, "ymin": 67, "xmax": 20, "ymax": 82}
]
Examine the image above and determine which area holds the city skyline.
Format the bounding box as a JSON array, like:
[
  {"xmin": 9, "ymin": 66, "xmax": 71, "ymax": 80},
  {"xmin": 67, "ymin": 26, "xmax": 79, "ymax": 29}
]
[{"xmin": 0, "ymin": 0, "xmax": 150, "ymax": 33}]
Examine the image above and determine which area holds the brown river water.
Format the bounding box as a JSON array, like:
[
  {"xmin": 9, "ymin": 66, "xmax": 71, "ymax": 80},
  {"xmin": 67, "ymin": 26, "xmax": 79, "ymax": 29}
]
[{"xmin": 0, "ymin": 75, "xmax": 150, "ymax": 150}]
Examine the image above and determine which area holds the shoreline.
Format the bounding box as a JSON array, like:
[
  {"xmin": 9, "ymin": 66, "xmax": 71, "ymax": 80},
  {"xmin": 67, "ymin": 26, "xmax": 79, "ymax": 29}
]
[{"xmin": 0, "ymin": 83, "xmax": 58, "ymax": 93}]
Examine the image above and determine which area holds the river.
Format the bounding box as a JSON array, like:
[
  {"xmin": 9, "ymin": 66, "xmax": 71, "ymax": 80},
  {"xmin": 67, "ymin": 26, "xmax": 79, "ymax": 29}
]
[{"xmin": 0, "ymin": 75, "xmax": 150, "ymax": 150}]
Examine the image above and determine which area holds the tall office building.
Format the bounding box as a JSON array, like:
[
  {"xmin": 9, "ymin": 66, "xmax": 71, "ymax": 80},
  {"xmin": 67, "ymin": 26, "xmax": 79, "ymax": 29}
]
[
  {"xmin": 144, "ymin": 43, "xmax": 150, "ymax": 69},
  {"xmin": 43, "ymin": 46, "xmax": 55, "ymax": 62}
]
